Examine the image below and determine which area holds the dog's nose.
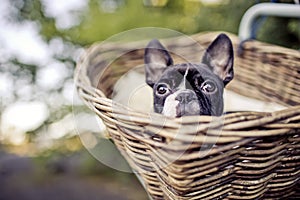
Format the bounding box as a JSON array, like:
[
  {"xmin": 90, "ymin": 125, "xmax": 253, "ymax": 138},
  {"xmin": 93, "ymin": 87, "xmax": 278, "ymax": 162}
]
[{"xmin": 175, "ymin": 91, "xmax": 195, "ymax": 103}]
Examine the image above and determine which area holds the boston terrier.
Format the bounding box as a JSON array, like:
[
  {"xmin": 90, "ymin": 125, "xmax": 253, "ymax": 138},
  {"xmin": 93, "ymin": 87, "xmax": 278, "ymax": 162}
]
[{"xmin": 144, "ymin": 34, "xmax": 234, "ymax": 117}]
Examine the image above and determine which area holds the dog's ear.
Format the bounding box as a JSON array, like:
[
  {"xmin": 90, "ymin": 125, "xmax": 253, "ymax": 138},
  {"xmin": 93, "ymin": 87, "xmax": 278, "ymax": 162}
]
[
  {"xmin": 202, "ymin": 34, "xmax": 234, "ymax": 86},
  {"xmin": 144, "ymin": 39, "xmax": 173, "ymax": 87}
]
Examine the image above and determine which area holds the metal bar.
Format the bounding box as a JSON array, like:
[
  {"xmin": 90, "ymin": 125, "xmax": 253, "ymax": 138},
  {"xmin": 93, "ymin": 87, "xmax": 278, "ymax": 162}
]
[{"xmin": 238, "ymin": 3, "xmax": 300, "ymax": 41}]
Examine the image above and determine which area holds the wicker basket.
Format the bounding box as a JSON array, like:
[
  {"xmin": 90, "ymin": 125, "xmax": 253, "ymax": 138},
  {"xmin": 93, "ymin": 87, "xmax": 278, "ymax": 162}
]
[{"xmin": 75, "ymin": 32, "xmax": 300, "ymax": 199}]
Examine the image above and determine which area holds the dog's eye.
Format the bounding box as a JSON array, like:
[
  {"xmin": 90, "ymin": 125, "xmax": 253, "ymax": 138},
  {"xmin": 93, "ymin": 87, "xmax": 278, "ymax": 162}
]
[
  {"xmin": 157, "ymin": 84, "xmax": 169, "ymax": 95},
  {"xmin": 201, "ymin": 80, "xmax": 216, "ymax": 93}
]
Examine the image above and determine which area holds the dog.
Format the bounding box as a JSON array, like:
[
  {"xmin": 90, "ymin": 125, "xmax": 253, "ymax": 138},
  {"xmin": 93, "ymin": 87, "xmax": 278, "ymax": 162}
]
[{"xmin": 144, "ymin": 33, "xmax": 234, "ymax": 117}]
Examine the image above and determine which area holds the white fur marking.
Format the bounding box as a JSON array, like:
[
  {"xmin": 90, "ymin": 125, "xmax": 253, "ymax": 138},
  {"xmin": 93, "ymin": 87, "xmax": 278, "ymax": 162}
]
[
  {"xmin": 178, "ymin": 66, "xmax": 189, "ymax": 90},
  {"xmin": 183, "ymin": 66, "xmax": 189, "ymax": 88},
  {"xmin": 162, "ymin": 93, "xmax": 179, "ymax": 118}
]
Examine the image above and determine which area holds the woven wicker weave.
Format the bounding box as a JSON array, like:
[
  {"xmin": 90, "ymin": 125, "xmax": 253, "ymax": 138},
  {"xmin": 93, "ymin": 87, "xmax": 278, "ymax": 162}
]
[{"xmin": 75, "ymin": 32, "xmax": 300, "ymax": 199}]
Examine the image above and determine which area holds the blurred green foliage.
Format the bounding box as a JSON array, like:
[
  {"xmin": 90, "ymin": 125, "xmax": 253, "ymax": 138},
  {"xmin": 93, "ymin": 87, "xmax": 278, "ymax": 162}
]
[
  {"xmin": 16, "ymin": 0, "xmax": 300, "ymax": 48},
  {"xmin": 20, "ymin": 0, "xmax": 62, "ymax": 40},
  {"xmin": 258, "ymin": 17, "xmax": 300, "ymax": 49}
]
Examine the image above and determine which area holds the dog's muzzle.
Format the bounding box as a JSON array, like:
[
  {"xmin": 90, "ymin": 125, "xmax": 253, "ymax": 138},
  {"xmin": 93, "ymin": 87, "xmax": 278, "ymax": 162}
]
[{"xmin": 162, "ymin": 89, "xmax": 201, "ymax": 117}]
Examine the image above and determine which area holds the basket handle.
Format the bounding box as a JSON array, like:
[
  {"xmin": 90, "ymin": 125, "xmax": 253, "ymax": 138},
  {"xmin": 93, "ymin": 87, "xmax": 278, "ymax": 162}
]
[{"xmin": 237, "ymin": 2, "xmax": 300, "ymax": 55}]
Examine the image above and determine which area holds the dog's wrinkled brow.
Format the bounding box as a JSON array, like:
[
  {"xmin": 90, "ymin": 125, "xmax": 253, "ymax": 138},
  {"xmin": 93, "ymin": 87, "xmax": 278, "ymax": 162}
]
[{"xmin": 158, "ymin": 64, "xmax": 198, "ymax": 88}]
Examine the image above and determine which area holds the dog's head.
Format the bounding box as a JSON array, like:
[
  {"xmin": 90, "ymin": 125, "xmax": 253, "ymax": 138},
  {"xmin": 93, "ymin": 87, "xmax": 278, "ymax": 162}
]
[{"xmin": 144, "ymin": 34, "xmax": 234, "ymax": 117}]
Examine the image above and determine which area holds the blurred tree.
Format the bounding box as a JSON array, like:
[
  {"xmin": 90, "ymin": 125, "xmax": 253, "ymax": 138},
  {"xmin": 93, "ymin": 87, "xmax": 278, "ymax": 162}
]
[
  {"xmin": 258, "ymin": 17, "xmax": 300, "ymax": 49},
  {"xmin": 19, "ymin": 0, "xmax": 61, "ymax": 41},
  {"xmin": 195, "ymin": 0, "xmax": 255, "ymax": 34},
  {"xmin": 67, "ymin": 0, "xmax": 187, "ymax": 45},
  {"xmin": 194, "ymin": 0, "xmax": 299, "ymax": 49},
  {"xmin": 14, "ymin": 0, "xmax": 300, "ymax": 47}
]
